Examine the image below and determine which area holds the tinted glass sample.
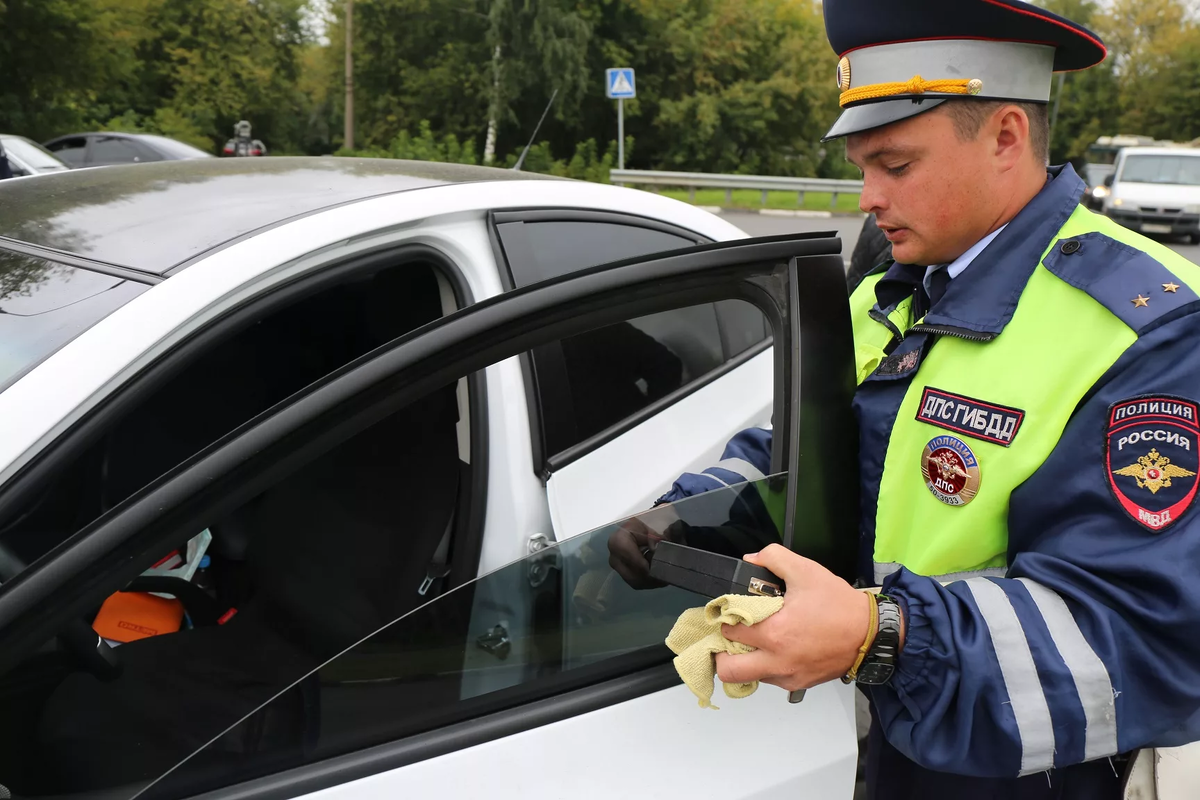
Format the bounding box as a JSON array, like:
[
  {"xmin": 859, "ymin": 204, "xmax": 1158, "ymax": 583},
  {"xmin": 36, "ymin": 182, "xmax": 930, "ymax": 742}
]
[
  {"xmin": 0, "ymin": 158, "xmax": 556, "ymax": 273},
  {"xmin": 0, "ymin": 250, "xmax": 148, "ymax": 391},
  {"xmin": 138, "ymin": 476, "xmax": 788, "ymax": 800},
  {"xmin": 497, "ymin": 219, "xmax": 697, "ymax": 287}
]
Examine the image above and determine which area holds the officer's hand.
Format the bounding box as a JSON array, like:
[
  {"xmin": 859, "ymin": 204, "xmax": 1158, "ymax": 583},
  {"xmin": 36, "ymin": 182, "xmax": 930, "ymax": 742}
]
[
  {"xmin": 607, "ymin": 517, "xmax": 666, "ymax": 590},
  {"xmin": 715, "ymin": 544, "xmax": 872, "ymax": 692}
]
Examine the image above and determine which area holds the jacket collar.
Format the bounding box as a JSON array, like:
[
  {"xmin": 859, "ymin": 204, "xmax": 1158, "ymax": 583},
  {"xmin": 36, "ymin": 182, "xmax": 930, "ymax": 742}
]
[{"xmin": 871, "ymin": 163, "xmax": 1086, "ymax": 338}]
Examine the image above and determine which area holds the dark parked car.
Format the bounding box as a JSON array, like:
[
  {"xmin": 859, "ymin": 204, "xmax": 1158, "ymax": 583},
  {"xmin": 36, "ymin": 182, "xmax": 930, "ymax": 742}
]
[{"xmin": 42, "ymin": 132, "xmax": 214, "ymax": 168}]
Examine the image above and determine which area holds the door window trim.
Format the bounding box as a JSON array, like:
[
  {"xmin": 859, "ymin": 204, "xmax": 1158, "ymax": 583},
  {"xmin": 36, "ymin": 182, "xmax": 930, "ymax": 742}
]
[{"xmin": 488, "ymin": 208, "xmax": 725, "ymax": 477}]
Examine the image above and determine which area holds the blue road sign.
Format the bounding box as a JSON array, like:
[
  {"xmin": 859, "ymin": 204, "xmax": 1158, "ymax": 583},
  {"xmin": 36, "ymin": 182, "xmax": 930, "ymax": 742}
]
[{"xmin": 606, "ymin": 68, "xmax": 636, "ymax": 99}]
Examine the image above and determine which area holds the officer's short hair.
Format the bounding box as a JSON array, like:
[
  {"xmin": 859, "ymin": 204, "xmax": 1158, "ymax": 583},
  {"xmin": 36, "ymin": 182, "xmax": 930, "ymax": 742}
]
[{"xmin": 942, "ymin": 100, "xmax": 1050, "ymax": 166}]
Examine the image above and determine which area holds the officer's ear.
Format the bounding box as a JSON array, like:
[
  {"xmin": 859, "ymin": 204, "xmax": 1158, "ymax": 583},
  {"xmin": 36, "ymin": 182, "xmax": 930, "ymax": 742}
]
[{"xmin": 991, "ymin": 104, "xmax": 1033, "ymax": 173}]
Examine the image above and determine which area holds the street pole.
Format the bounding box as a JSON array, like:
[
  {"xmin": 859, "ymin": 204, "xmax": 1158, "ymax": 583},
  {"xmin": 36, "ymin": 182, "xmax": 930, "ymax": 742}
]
[
  {"xmin": 618, "ymin": 98, "xmax": 624, "ymax": 170},
  {"xmin": 344, "ymin": 0, "xmax": 354, "ymax": 151}
]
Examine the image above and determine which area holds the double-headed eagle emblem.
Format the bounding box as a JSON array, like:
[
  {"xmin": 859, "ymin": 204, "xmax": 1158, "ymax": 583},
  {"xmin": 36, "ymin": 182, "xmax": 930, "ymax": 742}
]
[{"xmin": 1112, "ymin": 448, "xmax": 1196, "ymax": 494}]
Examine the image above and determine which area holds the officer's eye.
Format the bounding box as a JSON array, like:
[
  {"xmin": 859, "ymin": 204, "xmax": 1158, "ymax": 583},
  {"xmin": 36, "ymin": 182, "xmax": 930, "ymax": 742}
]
[{"xmin": 887, "ymin": 163, "xmax": 910, "ymax": 177}]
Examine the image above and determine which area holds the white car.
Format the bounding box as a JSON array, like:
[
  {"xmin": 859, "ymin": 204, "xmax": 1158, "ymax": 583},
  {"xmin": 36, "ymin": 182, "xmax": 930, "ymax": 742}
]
[
  {"xmin": 0, "ymin": 158, "xmax": 859, "ymax": 800},
  {"xmin": 0, "ymin": 134, "xmax": 71, "ymax": 178}
]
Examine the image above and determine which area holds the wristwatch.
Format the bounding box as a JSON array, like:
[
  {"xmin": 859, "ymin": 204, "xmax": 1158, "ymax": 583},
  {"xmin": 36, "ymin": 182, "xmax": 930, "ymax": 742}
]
[{"xmin": 854, "ymin": 594, "xmax": 902, "ymax": 686}]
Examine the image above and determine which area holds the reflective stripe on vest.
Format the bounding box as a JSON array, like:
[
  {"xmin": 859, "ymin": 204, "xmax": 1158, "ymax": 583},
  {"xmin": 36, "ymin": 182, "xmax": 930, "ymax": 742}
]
[{"xmin": 854, "ymin": 206, "xmax": 1192, "ymax": 580}]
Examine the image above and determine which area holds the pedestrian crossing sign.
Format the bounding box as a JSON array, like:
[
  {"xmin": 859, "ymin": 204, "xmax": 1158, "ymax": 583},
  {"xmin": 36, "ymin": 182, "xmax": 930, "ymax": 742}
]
[{"xmin": 606, "ymin": 68, "xmax": 636, "ymax": 99}]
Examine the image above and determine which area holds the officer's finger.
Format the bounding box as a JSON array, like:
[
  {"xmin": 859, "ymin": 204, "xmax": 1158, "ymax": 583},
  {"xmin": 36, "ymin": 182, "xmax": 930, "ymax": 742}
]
[
  {"xmin": 721, "ymin": 620, "xmax": 769, "ymax": 649},
  {"xmin": 715, "ymin": 650, "xmax": 776, "ymax": 685},
  {"xmin": 744, "ymin": 543, "xmax": 816, "ymax": 583}
]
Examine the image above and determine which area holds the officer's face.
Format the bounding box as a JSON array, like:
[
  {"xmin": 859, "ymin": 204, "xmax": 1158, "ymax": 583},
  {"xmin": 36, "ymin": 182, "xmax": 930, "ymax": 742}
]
[{"xmin": 847, "ymin": 107, "xmax": 998, "ymax": 266}]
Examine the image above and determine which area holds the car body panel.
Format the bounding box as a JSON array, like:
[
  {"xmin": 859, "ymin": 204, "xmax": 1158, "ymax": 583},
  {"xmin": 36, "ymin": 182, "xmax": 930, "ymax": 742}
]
[{"xmin": 298, "ymin": 682, "xmax": 856, "ymax": 800}]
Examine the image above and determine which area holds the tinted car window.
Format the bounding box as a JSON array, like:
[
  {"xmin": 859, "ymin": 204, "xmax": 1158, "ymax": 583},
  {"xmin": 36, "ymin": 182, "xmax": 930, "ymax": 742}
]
[
  {"xmin": 136, "ymin": 476, "xmax": 790, "ymax": 799},
  {"xmin": 497, "ymin": 219, "xmax": 697, "ymax": 286},
  {"xmin": 91, "ymin": 136, "xmax": 144, "ymax": 164},
  {"xmin": 0, "ymin": 250, "xmax": 148, "ymax": 391},
  {"xmin": 496, "ymin": 217, "xmax": 769, "ymax": 460},
  {"xmin": 46, "ymin": 136, "xmax": 88, "ymax": 166}
]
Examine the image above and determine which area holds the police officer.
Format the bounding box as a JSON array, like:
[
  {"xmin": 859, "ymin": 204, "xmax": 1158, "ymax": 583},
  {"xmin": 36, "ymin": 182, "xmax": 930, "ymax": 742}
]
[{"xmin": 653, "ymin": 0, "xmax": 1200, "ymax": 797}]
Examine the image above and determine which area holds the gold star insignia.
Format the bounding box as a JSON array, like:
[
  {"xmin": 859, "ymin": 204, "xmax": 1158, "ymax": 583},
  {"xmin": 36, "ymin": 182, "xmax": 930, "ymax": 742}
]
[
  {"xmin": 1132, "ymin": 295, "xmax": 1150, "ymax": 308},
  {"xmin": 1164, "ymin": 282, "xmax": 1181, "ymax": 293}
]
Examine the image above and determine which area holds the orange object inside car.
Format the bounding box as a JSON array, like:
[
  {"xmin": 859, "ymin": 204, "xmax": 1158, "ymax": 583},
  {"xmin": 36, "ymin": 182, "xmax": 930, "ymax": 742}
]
[{"xmin": 92, "ymin": 591, "xmax": 185, "ymax": 643}]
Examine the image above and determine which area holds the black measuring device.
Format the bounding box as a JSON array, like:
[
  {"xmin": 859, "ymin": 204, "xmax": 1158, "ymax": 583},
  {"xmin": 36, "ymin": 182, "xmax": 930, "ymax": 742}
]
[{"xmin": 649, "ymin": 540, "xmax": 785, "ymax": 598}]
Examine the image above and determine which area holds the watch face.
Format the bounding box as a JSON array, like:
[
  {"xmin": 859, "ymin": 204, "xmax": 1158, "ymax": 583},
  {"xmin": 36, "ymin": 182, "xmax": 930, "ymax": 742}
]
[{"xmin": 856, "ymin": 661, "xmax": 895, "ymax": 686}]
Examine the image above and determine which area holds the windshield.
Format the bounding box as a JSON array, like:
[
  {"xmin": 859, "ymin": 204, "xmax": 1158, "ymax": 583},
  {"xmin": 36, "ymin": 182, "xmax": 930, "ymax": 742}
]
[
  {"xmin": 140, "ymin": 135, "xmax": 213, "ymax": 159},
  {"xmin": 0, "ymin": 136, "xmax": 68, "ymax": 171},
  {"xmin": 1119, "ymin": 154, "xmax": 1200, "ymax": 186},
  {"xmin": 137, "ymin": 474, "xmax": 804, "ymax": 799}
]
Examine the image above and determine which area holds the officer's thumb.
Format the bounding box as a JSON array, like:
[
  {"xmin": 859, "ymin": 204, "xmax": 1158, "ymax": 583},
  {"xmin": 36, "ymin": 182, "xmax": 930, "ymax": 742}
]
[{"xmin": 743, "ymin": 543, "xmax": 811, "ymax": 583}]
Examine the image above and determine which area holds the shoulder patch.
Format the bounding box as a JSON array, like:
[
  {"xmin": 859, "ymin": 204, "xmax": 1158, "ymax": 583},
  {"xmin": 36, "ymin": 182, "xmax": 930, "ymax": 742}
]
[
  {"xmin": 1043, "ymin": 232, "xmax": 1198, "ymax": 334},
  {"xmin": 1106, "ymin": 395, "xmax": 1200, "ymax": 532}
]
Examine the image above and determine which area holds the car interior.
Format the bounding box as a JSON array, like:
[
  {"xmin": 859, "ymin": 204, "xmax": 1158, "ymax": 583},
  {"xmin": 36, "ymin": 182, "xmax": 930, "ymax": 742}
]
[{"xmin": 0, "ymin": 255, "xmax": 473, "ymax": 796}]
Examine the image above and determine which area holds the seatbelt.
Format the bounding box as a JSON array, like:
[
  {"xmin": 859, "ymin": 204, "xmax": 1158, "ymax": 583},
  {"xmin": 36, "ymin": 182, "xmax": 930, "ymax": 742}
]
[
  {"xmin": 417, "ymin": 509, "xmax": 455, "ymax": 597},
  {"xmin": 417, "ymin": 464, "xmax": 463, "ymax": 597}
]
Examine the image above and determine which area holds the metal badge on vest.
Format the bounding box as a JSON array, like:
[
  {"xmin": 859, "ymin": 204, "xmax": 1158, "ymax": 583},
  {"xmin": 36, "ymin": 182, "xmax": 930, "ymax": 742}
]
[
  {"xmin": 1106, "ymin": 395, "xmax": 1200, "ymax": 532},
  {"xmin": 921, "ymin": 435, "xmax": 982, "ymax": 506}
]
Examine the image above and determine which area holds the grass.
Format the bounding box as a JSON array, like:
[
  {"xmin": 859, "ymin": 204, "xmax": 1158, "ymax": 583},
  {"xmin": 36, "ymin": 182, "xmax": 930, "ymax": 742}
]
[{"xmin": 651, "ymin": 187, "xmax": 863, "ymax": 213}]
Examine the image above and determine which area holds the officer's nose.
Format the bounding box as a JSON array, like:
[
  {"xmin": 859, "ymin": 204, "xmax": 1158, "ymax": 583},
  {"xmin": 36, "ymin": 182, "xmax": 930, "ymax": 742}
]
[{"xmin": 859, "ymin": 177, "xmax": 887, "ymax": 215}]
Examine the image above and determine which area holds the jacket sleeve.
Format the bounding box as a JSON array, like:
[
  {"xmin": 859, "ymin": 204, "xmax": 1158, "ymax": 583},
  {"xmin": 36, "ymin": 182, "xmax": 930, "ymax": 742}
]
[
  {"xmin": 870, "ymin": 313, "xmax": 1200, "ymax": 778},
  {"xmin": 654, "ymin": 426, "xmax": 773, "ymax": 506}
]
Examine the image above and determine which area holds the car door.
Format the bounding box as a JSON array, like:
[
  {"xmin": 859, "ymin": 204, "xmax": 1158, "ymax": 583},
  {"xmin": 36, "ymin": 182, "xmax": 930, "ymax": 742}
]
[
  {"xmin": 489, "ymin": 210, "xmax": 775, "ymax": 539},
  {"xmin": 0, "ymin": 234, "xmax": 857, "ymax": 800}
]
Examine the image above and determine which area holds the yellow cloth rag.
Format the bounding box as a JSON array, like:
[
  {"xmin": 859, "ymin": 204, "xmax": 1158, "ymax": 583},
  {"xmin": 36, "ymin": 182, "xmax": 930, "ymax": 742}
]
[{"xmin": 665, "ymin": 593, "xmax": 785, "ymax": 709}]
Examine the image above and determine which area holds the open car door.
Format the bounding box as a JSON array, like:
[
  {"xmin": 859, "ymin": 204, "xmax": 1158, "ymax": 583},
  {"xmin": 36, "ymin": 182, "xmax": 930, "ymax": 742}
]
[{"xmin": 0, "ymin": 233, "xmax": 858, "ymax": 800}]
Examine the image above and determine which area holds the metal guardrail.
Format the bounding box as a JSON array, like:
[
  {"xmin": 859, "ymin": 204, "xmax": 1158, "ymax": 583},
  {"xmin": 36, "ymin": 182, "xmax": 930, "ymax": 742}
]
[{"xmin": 609, "ymin": 168, "xmax": 864, "ymax": 208}]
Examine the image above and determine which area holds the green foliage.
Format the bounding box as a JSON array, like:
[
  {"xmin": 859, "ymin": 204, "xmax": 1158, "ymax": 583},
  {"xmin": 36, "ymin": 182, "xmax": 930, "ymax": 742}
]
[{"xmin": 5, "ymin": 0, "xmax": 1200, "ymax": 178}]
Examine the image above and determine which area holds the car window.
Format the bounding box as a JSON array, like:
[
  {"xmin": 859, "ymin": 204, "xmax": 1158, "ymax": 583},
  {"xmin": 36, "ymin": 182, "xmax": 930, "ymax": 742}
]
[
  {"xmin": 91, "ymin": 136, "xmax": 144, "ymax": 164},
  {"xmin": 496, "ymin": 219, "xmax": 699, "ymax": 286},
  {"xmin": 540, "ymin": 299, "xmax": 768, "ymax": 456},
  {"xmin": 0, "ymin": 255, "xmax": 455, "ymax": 581},
  {"xmin": 494, "ymin": 216, "xmax": 769, "ymax": 462},
  {"xmin": 139, "ymin": 135, "xmax": 214, "ymax": 159},
  {"xmin": 0, "ymin": 250, "xmax": 148, "ymax": 391},
  {"xmin": 137, "ymin": 474, "xmax": 791, "ymax": 799},
  {"xmin": 45, "ymin": 136, "xmax": 88, "ymax": 166}
]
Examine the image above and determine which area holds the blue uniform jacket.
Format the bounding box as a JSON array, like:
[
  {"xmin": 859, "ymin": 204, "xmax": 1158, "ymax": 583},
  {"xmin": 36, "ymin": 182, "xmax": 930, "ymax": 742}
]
[{"xmin": 660, "ymin": 166, "xmax": 1200, "ymax": 782}]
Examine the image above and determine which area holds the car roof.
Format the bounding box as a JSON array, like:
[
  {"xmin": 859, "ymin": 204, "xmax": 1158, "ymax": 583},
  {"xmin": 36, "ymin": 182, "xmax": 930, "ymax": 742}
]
[
  {"xmin": 0, "ymin": 156, "xmax": 556, "ymax": 274},
  {"xmin": 1120, "ymin": 147, "xmax": 1200, "ymax": 157}
]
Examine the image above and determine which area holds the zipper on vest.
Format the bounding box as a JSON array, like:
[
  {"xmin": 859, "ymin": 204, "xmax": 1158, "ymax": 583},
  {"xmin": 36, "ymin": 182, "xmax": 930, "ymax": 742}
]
[
  {"xmin": 869, "ymin": 307, "xmax": 906, "ymax": 341},
  {"xmin": 909, "ymin": 322, "xmax": 997, "ymax": 342}
]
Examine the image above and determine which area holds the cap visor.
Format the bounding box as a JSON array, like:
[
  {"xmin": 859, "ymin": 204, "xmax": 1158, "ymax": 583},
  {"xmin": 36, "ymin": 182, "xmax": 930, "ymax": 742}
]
[{"xmin": 822, "ymin": 97, "xmax": 948, "ymax": 141}]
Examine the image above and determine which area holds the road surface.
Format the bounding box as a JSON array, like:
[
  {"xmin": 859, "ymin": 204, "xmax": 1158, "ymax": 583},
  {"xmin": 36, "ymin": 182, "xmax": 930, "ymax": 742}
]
[{"xmin": 720, "ymin": 210, "xmax": 1200, "ymax": 265}]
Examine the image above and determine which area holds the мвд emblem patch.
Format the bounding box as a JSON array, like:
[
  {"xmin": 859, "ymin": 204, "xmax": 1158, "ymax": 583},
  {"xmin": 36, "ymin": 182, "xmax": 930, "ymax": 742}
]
[
  {"xmin": 921, "ymin": 435, "xmax": 982, "ymax": 506},
  {"xmin": 1106, "ymin": 395, "xmax": 1200, "ymax": 532}
]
